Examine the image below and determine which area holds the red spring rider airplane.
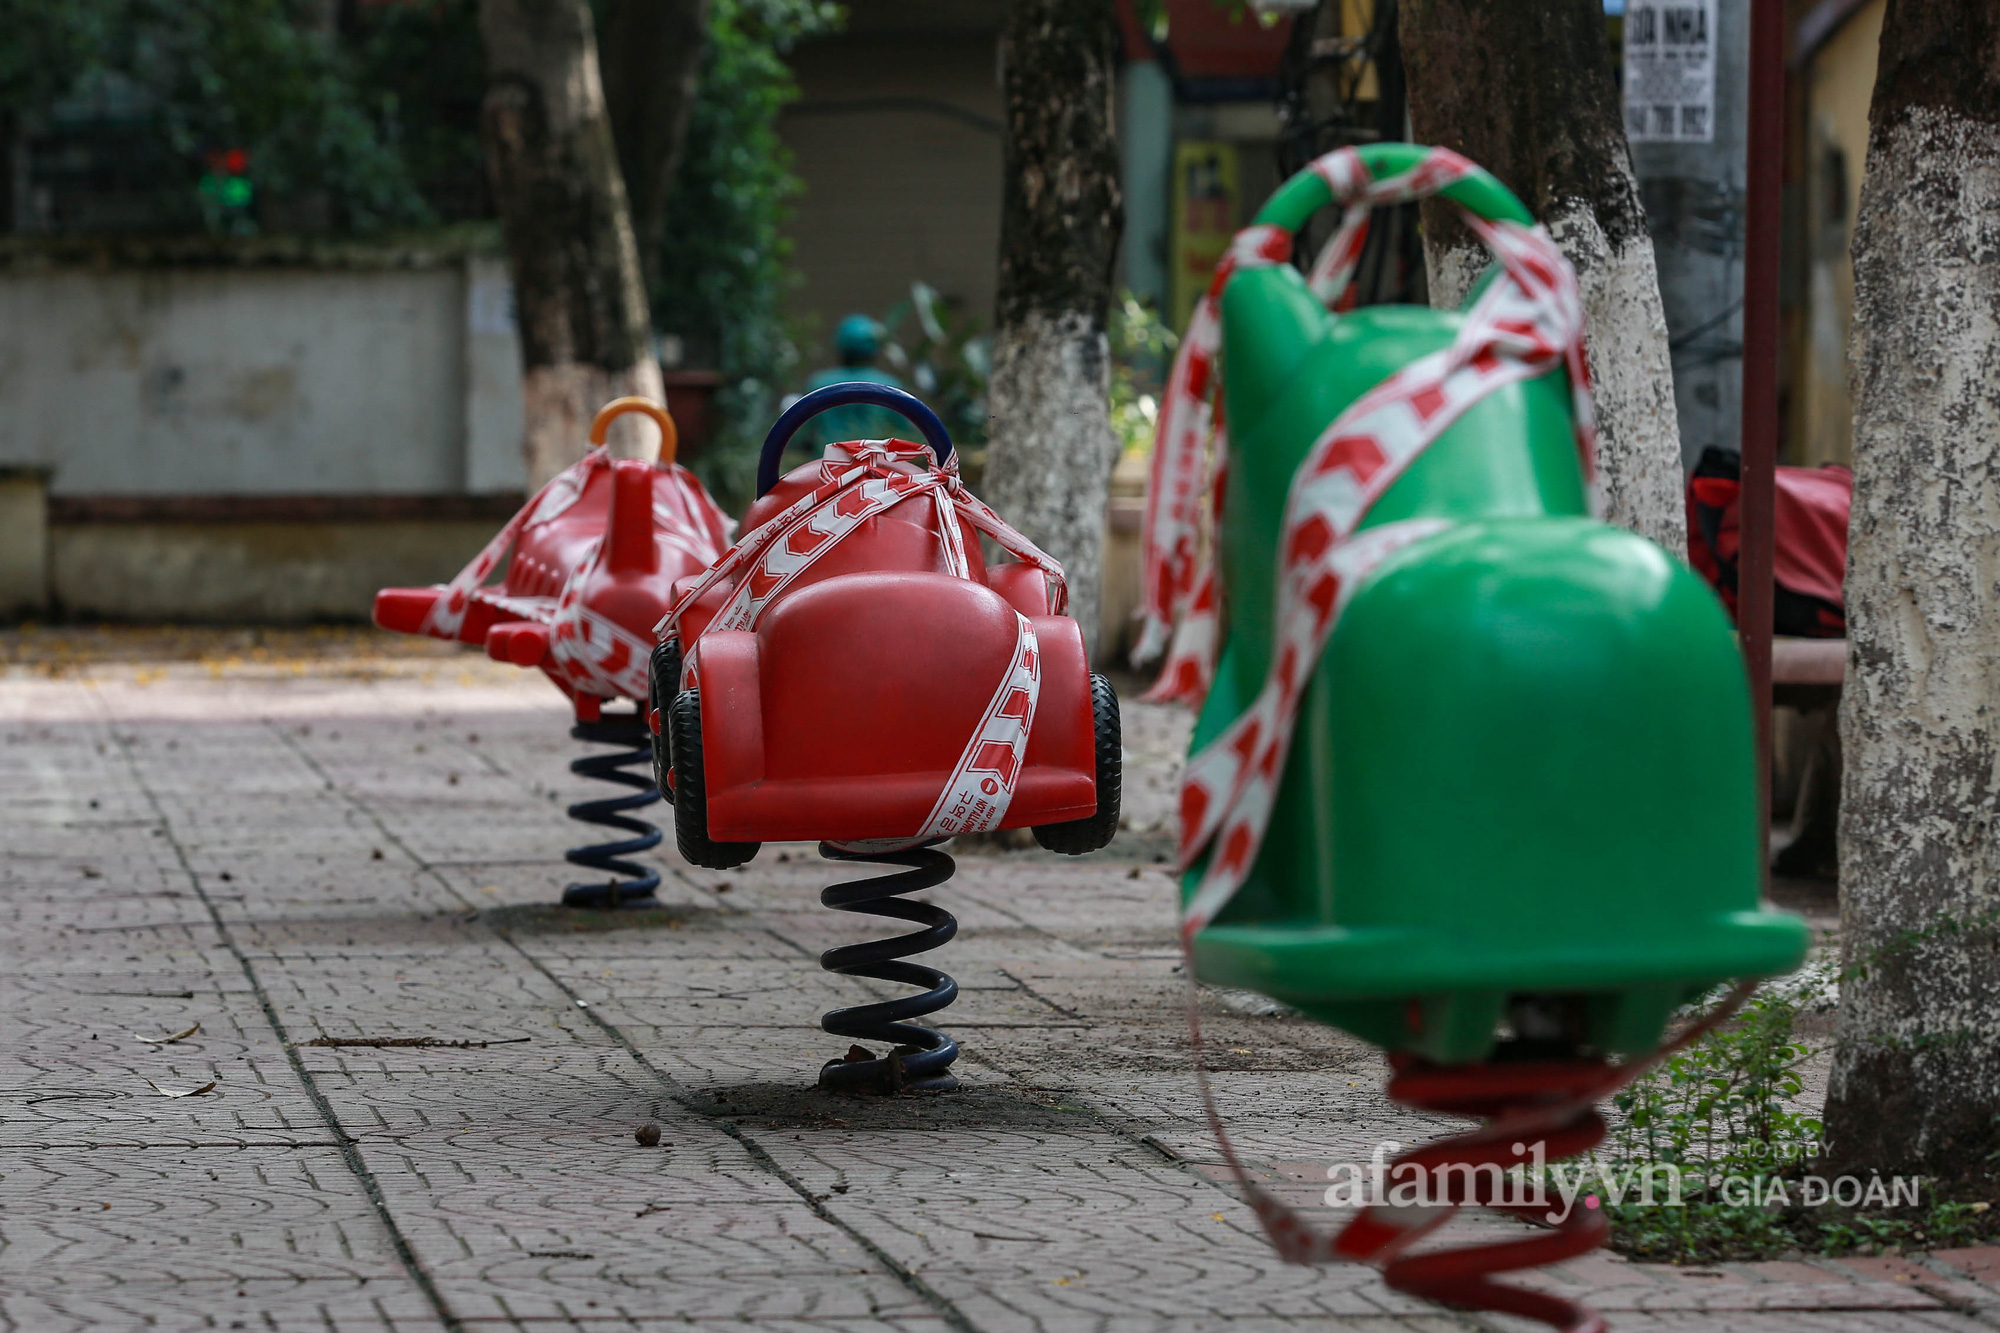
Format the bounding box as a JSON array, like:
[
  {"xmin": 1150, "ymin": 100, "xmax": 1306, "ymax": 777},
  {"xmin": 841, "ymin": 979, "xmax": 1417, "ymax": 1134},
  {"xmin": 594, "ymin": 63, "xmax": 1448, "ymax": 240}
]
[
  {"xmin": 652, "ymin": 382, "xmax": 1121, "ymax": 1091},
  {"xmin": 374, "ymin": 397, "xmax": 733, "ymax": 908}
]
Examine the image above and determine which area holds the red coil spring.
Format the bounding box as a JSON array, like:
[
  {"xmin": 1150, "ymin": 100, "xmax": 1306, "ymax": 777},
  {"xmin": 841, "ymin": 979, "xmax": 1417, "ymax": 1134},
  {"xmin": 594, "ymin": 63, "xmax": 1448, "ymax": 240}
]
[
  {"xmin": 1194, "ymin": 974, "xmax": 1748, "ymax": 1333},
  {"xmin": 1333, "ymin": 1056, "xmax": 1615, "ymax": 1333}
]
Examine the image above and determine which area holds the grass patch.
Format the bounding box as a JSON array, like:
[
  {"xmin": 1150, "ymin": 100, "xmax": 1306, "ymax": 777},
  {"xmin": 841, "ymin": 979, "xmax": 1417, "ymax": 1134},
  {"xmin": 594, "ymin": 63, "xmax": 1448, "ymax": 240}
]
[{"xmin": 1596, "ymin": 979, "xmax": 1996, "ymax": 1262}]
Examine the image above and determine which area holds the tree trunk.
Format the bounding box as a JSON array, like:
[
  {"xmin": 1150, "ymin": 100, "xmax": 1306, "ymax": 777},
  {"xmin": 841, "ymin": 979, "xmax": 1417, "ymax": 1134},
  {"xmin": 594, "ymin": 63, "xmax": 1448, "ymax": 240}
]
[
  {"xmin": 478, "ymin": 0, "xmax": 664, "ymax": 487},
  {"xmin": 1280, "ymin": 0, "xmax": 1422, "ymax": 305},
  {"xmin": 1400, "ymin": 0, "xmax": 1682, "ymax": 551},
  {"xmin": 1824, "ymin": 0, "xmax": 2000, "ymax": 1200},
  {"xmin": 983, "ymin": 0, "xmax": 1124, "ymax": 657},
  {"xmin": 599, "ymin": 0, "xmax": 710, "ymax": 295}
]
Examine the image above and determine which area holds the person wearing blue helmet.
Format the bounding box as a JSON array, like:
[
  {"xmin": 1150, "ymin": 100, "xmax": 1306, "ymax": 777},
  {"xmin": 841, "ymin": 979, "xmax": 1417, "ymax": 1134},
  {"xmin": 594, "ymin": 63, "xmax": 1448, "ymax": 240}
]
[{"xmin": 792, "ymin": 314, "xmax": 921, "ymax": 460}]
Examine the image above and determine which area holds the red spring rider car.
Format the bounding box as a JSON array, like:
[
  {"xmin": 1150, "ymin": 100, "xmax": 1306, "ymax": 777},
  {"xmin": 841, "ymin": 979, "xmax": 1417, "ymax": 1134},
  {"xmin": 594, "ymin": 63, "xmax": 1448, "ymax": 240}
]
[
  {"xmin": 652, "ymin": 381, "xmax": 1121, "ymax": 1091},
  {"xmin": 374, "ymin": 397, "xmax": 732, "ymax": 908}
]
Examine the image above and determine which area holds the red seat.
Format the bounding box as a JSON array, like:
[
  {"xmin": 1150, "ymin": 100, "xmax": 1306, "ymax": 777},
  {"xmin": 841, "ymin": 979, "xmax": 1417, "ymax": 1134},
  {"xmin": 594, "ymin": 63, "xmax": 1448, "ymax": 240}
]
[{"xmin": 693, "ymin": 571, "xmax": 1097, "ymax": 842}]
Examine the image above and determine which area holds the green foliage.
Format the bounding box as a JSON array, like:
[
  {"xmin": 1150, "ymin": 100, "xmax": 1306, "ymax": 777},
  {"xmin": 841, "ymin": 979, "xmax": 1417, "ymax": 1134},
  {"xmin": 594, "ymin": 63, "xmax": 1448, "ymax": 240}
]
[
  {"xmin": 653, "ymin": 0, "xmax": 843, "ymax": 508},
  {"xmin": 846, "ymin": 286, "xmax": 1171, "ymax": 490},
  {"xmin": 1596, "ymin": 976, "xmax": 1997, "ymax": 1262},
  {"xmin": 1129, "ymin": 0, "xmax": 1278, "ymax": 42},
  {"xmin": 877, "ymin": 282, "xmax": 992, "ymax": 449},
  {"xmin": 346, "ymin": 0, "xmax": 489, "ymax": 223},
  {"xmin": 1598, "ymin": 983, "xmax": 1822, "ymax": 1261},
  {"xmin": 1613, "ymin": 985, "xmax": 1823, "ymax": 1186},
  {"xmin": 136, "ymin": 0, "xmax": 429, "ymax": 232},
  {"xmin": 0, "ymin": 0, "xmax": 120, "ymax": 116},
  {"xmin": 1110, "ymin": 293, "xmax": 1178, "ymax": 458},
  {"xmin": 6, "ymin": 0, "xmax": 433, "ymax": 233}
]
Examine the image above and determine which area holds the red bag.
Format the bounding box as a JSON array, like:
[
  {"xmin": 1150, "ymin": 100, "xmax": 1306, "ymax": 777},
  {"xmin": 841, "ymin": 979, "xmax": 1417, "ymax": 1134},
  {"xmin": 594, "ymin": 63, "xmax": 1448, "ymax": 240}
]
[{"xmin": 1686, "ymin": 447, "xmax": 1851, "ymax": 638}]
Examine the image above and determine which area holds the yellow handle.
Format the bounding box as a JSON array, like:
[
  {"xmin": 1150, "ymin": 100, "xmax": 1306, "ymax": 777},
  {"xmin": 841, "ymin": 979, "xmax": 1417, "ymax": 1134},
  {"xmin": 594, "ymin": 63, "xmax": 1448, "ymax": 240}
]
[{"xmin": 590, "ymin": 396, "xmax": 679, "ymax": 466}]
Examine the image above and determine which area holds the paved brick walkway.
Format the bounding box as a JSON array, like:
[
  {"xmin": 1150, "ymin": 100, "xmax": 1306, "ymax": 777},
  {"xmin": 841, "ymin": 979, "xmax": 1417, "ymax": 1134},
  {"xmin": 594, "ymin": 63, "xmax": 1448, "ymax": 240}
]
[{"xmin": 3, "ymin": 641, "xmax": 1996, "ymax": 1331}]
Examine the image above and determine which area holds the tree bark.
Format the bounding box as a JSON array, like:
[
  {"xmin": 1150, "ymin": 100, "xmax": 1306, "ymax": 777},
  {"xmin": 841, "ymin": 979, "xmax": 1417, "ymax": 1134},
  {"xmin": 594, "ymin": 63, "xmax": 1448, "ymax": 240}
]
[
  {"xmin": 1280, "ymin": 0, "xmax": 1422, "ymax": 305},
  {"xmin": 1400, "ymin": 0, "xmax": 1682, "ymax": 551},
  {"xmin": 1824, "ymin": 0, "xmax": 2000, "ymax": 1200},
  {"xmin": 478, "ymin": 0, "xmax": 664, "ymax": 487},
  {"xmin": 984, "ymin": 0, "xmax": 1124, "ymax": 657},
  {"xmin": 599, "ymin": 0, "xmax": 710, "ymax": 295}
]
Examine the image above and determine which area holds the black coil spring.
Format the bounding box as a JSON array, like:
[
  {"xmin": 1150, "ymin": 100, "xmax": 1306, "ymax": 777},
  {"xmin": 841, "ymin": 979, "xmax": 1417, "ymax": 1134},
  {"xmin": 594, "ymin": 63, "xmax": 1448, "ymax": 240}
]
[
  {"xmin": 562, "ymin": 714, "xmax": 663, "ymax": 909},
  {"xmin": 816, "ymin": 843, "xmax": 960, "ymax": 1093}
]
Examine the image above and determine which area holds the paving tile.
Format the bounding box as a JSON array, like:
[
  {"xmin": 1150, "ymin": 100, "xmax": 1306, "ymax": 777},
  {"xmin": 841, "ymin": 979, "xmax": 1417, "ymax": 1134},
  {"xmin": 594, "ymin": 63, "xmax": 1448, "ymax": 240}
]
[
  {"xmin": 1931, "ymin": 1243, "xmax": 2000, "ymax": 1288},
  {"xmin": 1, "ymin": 658, "xmax": 1980, "ymax": 1333}
]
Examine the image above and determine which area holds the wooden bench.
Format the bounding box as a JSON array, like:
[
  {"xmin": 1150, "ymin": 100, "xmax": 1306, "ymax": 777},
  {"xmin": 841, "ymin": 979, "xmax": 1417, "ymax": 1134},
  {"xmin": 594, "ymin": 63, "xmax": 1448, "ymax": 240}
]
[{"xmin": 1773, "ymin": 635, "xmax": 1845, "ymax": 709}]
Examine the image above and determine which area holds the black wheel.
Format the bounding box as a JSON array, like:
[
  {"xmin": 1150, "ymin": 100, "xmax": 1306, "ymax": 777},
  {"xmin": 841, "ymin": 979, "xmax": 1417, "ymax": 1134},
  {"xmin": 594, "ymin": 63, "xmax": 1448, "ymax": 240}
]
[
  {"xmin": 668, "ymin": 689, "xmax": 760, "ymax": 870},
  {"xmin": 648, "ymin": 639, "xmax": 681, "ymax": 802},
  {"xmin": 1033, "ymin": 673, "xmax": 1121, "ymax": 855}
]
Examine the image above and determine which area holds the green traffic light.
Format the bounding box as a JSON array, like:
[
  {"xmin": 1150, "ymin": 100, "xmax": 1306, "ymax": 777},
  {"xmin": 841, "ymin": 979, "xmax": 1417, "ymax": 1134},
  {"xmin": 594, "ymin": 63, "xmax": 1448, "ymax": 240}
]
[{"xmin": 198, "ymin": 173, "xmax": 254, "ymax": 208}]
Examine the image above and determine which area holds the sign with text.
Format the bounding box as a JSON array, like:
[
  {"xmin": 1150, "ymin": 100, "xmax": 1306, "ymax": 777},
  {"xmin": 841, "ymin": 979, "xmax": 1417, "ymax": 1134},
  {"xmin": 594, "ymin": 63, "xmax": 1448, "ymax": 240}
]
[{"xmin": 1623, "ymin": 0, "xmax": 1717, "ymax": 143}]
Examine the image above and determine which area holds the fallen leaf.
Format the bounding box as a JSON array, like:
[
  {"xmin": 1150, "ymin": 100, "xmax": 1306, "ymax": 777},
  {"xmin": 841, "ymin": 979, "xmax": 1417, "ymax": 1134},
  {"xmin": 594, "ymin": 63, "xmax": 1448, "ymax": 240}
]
[
  {"xmin": 146, "ymin": 1079, "xmax": 217, "ymax": 1098},
  {"xmin": 131, "ymin": 1023, "xmax": 201, "ymax": 1045}
]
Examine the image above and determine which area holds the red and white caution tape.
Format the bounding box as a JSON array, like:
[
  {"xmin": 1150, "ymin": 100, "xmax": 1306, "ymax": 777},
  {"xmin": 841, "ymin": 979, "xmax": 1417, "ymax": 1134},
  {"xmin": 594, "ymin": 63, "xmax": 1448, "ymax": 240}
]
[
  {"xmin": 549, "ymin": 570, "xmax": 658, "ymax": 700},
  {"xmin": 1162, "ymin": 147, "xmax": 1595, "ymax": 933},
  {"xmin": 1177, "ymin": 515, "xmax": 1453, "ymax": 927},
  {"xmin": 415, "ymin": 447, "xmax": 732, "ymax": 700},
  {"xmin": 915, "ymin": 615, "xmax": 1041, "ymax": 840},
  {"xmin": 1132, "ymin": 224, "xmax": 1292, "ymax": 701},
  {"xmin": 661, "ymin": 440, "xmax": 1065, "ymax": 650},
  {"xmin": 1182, "ymin": 964, "xmax": 1756, "ymax": 1332},
  {"xmin": 418, "ymin": 450, "xmax": 598, "ymax": 642},
  {"xmin": 659, "ymin": 439, "xmax": 1067, "ymax": 846},
  {"xmin": 1134, "ymin": 147, "xmax": 1596, "ymax": 709}
]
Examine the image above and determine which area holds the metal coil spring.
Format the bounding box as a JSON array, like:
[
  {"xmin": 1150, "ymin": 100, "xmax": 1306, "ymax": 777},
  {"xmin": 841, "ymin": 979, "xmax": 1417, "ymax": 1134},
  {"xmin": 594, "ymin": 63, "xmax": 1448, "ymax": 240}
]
[
  {"xmin": 815, "ymin": 843, "xmax": 960, "ymax": 1093},
  {"xmin": 562, "ymin": 715, "xmax": 663, "ymax": 909},
  {"xmin": 1361, "ymin": 1057, "xmax": 1614, "ymax": 1333}
]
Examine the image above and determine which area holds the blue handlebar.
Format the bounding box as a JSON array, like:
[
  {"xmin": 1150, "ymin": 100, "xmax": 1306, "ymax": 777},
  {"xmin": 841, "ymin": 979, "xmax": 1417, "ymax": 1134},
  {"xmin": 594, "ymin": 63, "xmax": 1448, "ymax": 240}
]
[{"xmin": 757, "ymin": 382, "xmax": 954, "ymax": 497}]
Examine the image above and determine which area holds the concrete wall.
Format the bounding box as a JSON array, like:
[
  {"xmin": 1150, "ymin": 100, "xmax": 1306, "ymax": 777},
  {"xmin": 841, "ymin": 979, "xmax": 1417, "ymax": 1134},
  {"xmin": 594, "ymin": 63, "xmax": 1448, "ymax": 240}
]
[
  {"xmin": 463, "ymin": 257, "xmax": 532, "ymax": 494},
  {"xmin": 47, "ymin": 518, "xmax": 499, "ymax": 623},
  {"xmin": 0, "ymin": 250, "xmax": 533, "ymax": 622},
  {"xmin": 0, "ymin": 468, "xmax": 49, "ymax": 618},
  {"xmin": 779, "ymin": 3, "xmax": 1006, "ymax": 358},
  {"xmin": 0, "ymin": 255, "xmax": 527, "ymax": 497},
  {"xmin": 1119, "ymin": 61, "xmax": 1175, "ymax": 312},
  {"xmin": 1797, "ymin": 0, "xmax": 1883, "ymax": 469}
]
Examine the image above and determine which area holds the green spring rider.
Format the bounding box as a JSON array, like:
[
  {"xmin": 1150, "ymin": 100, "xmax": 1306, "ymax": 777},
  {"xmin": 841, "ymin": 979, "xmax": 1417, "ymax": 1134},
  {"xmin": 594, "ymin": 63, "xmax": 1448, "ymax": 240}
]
[{"xmin": 1167, "ymin": 144, "xmax": 1807, "ymax": 1331}]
